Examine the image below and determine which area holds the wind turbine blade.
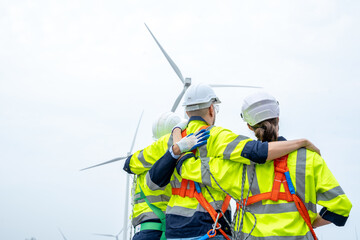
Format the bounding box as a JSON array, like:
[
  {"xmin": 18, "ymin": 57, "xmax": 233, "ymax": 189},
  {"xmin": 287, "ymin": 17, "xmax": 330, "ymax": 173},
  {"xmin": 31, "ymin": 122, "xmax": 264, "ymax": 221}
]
[
  {"xmin": 116, "ymin": 228, "xmax": 123, "ymax": 236},
  {"xmin": 79, "ymin": 156, "xmax": 128, "ymax": 171},
  {"xmin": 171, "ymin": 86, "xmax": 187, "ymax": 112},
  {"xmin": 93, "ymin": 233, "xmax": 116, "ymax": 237},
  {"xmin": 58, "ymin": 228, "xmax": 68, "ymax": 240},
  {"xmin": 123, "ymin": 174, "xmax": 130, "ymax": 240},
  {"xmin": 144, "ymin": 23, "xmax": 185, "ymax": 83},
  {"xmin": 209, "ymin": 84, "xmax": 262, "ymax": 89},
  {"xmin": 129, "ymin": 110, "xmax": 144, "ymax": 154}
]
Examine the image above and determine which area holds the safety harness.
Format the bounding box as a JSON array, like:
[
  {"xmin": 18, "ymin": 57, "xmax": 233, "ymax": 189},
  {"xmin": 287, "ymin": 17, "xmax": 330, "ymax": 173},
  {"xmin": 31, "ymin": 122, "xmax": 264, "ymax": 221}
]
[
  {"xmin": 171, "ymin": 126, "xmax": 231, "ymax": 240},
  {"xmin": 134, "ymin": 186, "xmax": 167, "ymax": 240},
  {"xmin": 238, "ymin": 155, "xmax": 318, "ymax": 240}
]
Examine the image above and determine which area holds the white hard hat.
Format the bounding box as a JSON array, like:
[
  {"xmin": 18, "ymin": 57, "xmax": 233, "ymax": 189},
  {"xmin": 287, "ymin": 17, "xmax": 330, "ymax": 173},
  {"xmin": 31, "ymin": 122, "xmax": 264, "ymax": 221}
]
[
  {"xmin": 152, "ymin": 112, "xmax": 182, "ymax": 140},
  {"xmin": 241, "ymin": 91, "xmax": 279, "ymax": 126},
  {"xmin": 182, "ymin": 83, "xmax": 221, "ymax": 111}
]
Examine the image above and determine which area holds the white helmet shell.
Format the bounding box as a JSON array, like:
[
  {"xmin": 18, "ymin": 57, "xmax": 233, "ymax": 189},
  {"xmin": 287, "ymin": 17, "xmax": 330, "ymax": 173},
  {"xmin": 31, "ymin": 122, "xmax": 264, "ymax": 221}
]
[
  {"xmin": 241, "ymin": 91, "xmax": 279, "ymax": 126},
  {"xmin": 152, "ymin": 112, "xmax": 182, "ymax": 140},
  {"xmin": 182, "ymin": 83, "xmax": 221, "ymax": 111}
]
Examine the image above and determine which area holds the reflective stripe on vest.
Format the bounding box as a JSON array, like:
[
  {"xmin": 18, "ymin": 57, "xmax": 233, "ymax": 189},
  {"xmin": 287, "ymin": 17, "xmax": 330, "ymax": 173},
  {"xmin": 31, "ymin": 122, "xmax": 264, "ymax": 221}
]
[
  {"xmin": 137, "ymin": 150, "xmax": 152, "ymax": 169},
  {"xmin": 223, "ymin": 135, "xmax": 249, "ymax": 160},
  {"xmin": 317, "ymin": 186, "xmax": 345, "ymax": 202},
  {"xmin": 166, "ymin": 199, "xmax": 229, "ymax": 217},
  {"xmin": 134, "ymin": 194, "xmax": 170, "ymax": 205},
  {"xmin": 238, "ymin": 231, "xmax": 314, "ymax": 240},
  {"xmin": 296, "ymin": 148, "xmax": 306, "ymax": 202}
]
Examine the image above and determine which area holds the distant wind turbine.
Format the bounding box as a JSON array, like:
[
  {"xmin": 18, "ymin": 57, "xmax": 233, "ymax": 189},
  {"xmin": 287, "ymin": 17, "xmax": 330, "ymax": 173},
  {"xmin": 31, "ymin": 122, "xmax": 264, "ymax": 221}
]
[
  {"xmin": 81, "ymin": 111, "xmax": 144, "ymax": 240},
  {"xmin": 81, "ymin": 23, "xmax": 262, "ymax": 240},
  {"xmin": 80, "ymin": 23, "xmax": 262, "ymax": 170},
  {"xmin": 80, "ymin": 111, "xmax": 143, "ymax": 171},
  {"xmin": 93, "ymin": 228, "xmax": 123, "ymax": 240}
]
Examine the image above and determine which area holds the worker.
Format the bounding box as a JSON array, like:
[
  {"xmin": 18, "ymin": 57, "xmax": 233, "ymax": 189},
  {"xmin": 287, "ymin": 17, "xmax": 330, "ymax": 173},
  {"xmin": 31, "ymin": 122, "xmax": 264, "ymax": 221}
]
[
  {"xmin": 175, "ymin": 91, "xmax": 352, "ymax": 239},
  {"xmin": 124, "ymin": 111, "xmax": 209, "ymax": 240},
  {"xmin": 133, "ymin": 83, "xmax": 321, "ymax": 240}
]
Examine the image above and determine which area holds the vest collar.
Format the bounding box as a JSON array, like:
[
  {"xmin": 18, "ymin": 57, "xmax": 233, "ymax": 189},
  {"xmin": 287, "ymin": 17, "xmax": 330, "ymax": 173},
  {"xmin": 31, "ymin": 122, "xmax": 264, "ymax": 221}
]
[
  {"xmin": 188, "ymin": 116, "xmax": 208, "ymax": 124},
  {"xmin": 278, "ymin": 136, "xmax": 287, "ymax": 141}
]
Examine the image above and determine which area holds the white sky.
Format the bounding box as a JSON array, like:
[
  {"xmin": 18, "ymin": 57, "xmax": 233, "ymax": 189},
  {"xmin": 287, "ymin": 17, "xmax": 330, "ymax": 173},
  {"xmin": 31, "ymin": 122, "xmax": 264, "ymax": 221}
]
[{"xmin": 1, "ymin": 0, "xmax": 359, "ymax": 239}]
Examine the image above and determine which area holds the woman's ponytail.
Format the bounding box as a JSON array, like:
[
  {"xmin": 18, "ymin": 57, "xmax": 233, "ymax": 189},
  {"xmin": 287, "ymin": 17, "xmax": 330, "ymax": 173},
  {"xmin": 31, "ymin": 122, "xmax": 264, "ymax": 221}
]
[{"xmin": 253, "ymin": 118, "xmax": 279, "ymax": 142}]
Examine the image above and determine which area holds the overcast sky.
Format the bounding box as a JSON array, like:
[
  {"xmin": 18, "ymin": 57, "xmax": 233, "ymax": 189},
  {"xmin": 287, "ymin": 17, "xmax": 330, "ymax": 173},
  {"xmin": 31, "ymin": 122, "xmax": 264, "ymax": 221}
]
[{"xmin": 1, "ymin": 0, "xmax": 359, "ymax": 239}]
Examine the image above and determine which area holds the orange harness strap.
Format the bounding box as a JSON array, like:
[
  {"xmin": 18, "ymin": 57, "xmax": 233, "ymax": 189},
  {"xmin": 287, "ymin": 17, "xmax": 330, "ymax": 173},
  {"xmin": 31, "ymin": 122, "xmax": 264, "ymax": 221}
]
[
  {"xmin": 179, "ymin": 179, "xmax": 188, "ymax": 198},
  {"xmin": 244, "ymin": 192, "xmax": 293, "ymax": 206},
  {"xmin": 172, "ymin": 126, "xmax": 231, "ymax": 240},
  {"xmin": 293, "ymin": 194, "xmax": 317, "ymax": 239},
  {"xmin": 239, "ymin": 155, "xmax": 317, "ymax": 240},
  {"xmin": 172, "ymin": 183, "xmax": 230, "ymax": 240},
  {"xmin": 243, "ymin": 156, "xmax": 292, "ymax": 206},
  {"xmin": 270, "ymin": 156, "xmax": 293, "ymax": 202}
]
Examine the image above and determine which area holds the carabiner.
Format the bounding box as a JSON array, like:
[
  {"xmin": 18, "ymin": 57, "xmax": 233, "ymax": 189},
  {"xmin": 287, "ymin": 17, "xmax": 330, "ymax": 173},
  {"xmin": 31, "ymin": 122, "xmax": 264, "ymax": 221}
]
[{"xmin": 212, "ymin": 213, "xmax": 221, "ymax": 232}]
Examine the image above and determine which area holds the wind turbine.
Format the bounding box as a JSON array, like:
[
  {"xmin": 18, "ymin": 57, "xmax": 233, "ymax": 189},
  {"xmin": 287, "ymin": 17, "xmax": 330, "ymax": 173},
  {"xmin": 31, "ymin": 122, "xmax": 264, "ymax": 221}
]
[
  {"xmin": 81, "ymin": 24, "xmax": 262, "ymax": 239},
  {"xmin": 80, "ymin": 111, "xmax": 144, "ymax": 240},
  {"xmin": 93, "ymin": 228, "xmax": 123, "ymax": 240},
  {"xmin": 80, "ymin": 111, "xmax": 143, "ymax": 172},
  {"xmin": 144, "ymin": 23, "xmax": 261, "ymax": 113},
  {"xmin": 82, "ymin": 25, "xmax": 261, "ymax": 171},
  {"xmin": 356, "ymin": 225, "xmax": 359, "ymax": 240}
]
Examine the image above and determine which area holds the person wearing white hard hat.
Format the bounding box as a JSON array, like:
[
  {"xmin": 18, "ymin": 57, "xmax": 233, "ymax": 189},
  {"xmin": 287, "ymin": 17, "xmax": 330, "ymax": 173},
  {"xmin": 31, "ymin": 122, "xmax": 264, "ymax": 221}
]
[
  {"xmin": 124, "ymin": 111, "xmax": 209, "ymax": 240},
  {"xmin": 182, "ymin": 82, "xmax": 221, "ymax": 112},
  {"xmin": 152, "ymin": 112, "xmax": 183, "ymax": 140},
  {"xmin": 175, "ymin": 91, "xmax": 352, "ymax": 239},
  {"xmin": 143, "ymin": 83, "xmax": 321, "ymax": 240}
]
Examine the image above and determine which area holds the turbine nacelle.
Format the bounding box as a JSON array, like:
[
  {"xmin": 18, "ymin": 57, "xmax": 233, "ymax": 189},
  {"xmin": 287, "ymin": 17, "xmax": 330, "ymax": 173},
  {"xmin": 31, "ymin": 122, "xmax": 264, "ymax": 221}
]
[{"xmin": 184, "ymin": 78, "xmax": 191, "ymax": 87}]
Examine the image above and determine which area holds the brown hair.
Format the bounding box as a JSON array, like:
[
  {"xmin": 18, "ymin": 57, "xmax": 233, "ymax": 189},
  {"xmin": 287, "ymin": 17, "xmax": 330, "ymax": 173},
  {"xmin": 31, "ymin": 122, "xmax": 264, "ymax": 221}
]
[
  {"xmin": 186, "ymin": 108, "xmax": 209, "ymax": 118},
  {"xmin": 253, "ymin": 118, "xmax": 279, "ymax": 142}
]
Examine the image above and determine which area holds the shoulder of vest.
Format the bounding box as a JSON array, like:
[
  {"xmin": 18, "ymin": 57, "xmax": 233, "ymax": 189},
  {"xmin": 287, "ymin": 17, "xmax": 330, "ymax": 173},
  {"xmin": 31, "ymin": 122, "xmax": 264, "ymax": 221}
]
[
  {"xmin": 210, "ymin": 125, "xmax": 235, "ymax": 135},
  {"xmin": 157, "ymin": 133, "xmax": 171, "ymax": 142}
]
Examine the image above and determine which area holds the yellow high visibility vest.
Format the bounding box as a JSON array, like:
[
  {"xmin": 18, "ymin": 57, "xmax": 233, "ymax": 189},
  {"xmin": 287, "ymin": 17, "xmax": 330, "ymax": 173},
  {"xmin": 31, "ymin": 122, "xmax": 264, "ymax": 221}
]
[
  {"xmin": 131, "ymin": 173, "xmax": 171, "ymax": 227},
  {"xmin": 126, "ymin": 133, "xmax": 173, "ymax": 226},
  {"xmin": 129, "ymin": 118, "xmax": 256, "ymax": 237},
  {"xmin": 180, "ymin": 147, "xmax": 352, "ymax": 239}
]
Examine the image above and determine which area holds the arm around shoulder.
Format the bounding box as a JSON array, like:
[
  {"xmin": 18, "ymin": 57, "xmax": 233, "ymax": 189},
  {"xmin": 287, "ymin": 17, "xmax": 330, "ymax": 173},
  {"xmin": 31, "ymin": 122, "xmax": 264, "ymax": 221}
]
[{"xmin": 267, "ymin": 138, "xmax": 320, "ymax": 161}]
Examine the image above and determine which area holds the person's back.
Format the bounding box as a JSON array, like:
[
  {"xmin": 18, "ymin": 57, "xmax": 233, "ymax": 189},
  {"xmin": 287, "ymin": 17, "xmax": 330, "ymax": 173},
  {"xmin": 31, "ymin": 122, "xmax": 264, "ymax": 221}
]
[
  {"xmin": 130, "ymin": 173, "xmax": 171, "ymax": 239},
  {"xmin": 124, "ymin": 112, "xmax": 182, "ymax": 240},
  {"xmin": 165, "ymin": 118, "xmax": 248, "ymax": 239},
  {"xmin": 176, "ymin": 91, "xmax": 351, "ymax": 239},
  {"xmin": 239, "ymin": 144, "xmax": 351, "ymax": 238},
  {"xmin": 238, "ymin": 92, "xmax": 351, "ymax": 238},
  {"xmin": 148, "ymin": 86, "xmax": 321, "ymax": 240}
]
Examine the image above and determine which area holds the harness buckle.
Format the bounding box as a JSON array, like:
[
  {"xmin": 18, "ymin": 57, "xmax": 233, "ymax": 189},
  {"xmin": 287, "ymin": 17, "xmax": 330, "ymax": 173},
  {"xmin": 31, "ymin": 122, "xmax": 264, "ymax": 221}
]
[
  {"xmin": 212, "ymin": 213, "xmax": 221, "ymax": 232},
  {"xmin": 135, "ymin": 224, "xmax": 141, "ymax": 234}
]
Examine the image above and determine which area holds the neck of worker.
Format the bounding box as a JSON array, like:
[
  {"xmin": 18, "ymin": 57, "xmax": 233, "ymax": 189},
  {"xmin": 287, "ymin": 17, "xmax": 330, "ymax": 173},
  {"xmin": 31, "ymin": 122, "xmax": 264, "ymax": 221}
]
[
  {"xmin": 186, "ymin": 106, "xmax": 215, "ymax": 125},
  {"xmin": 188, "ymin": 116, "xmax": 213, "ymax": 126}
]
